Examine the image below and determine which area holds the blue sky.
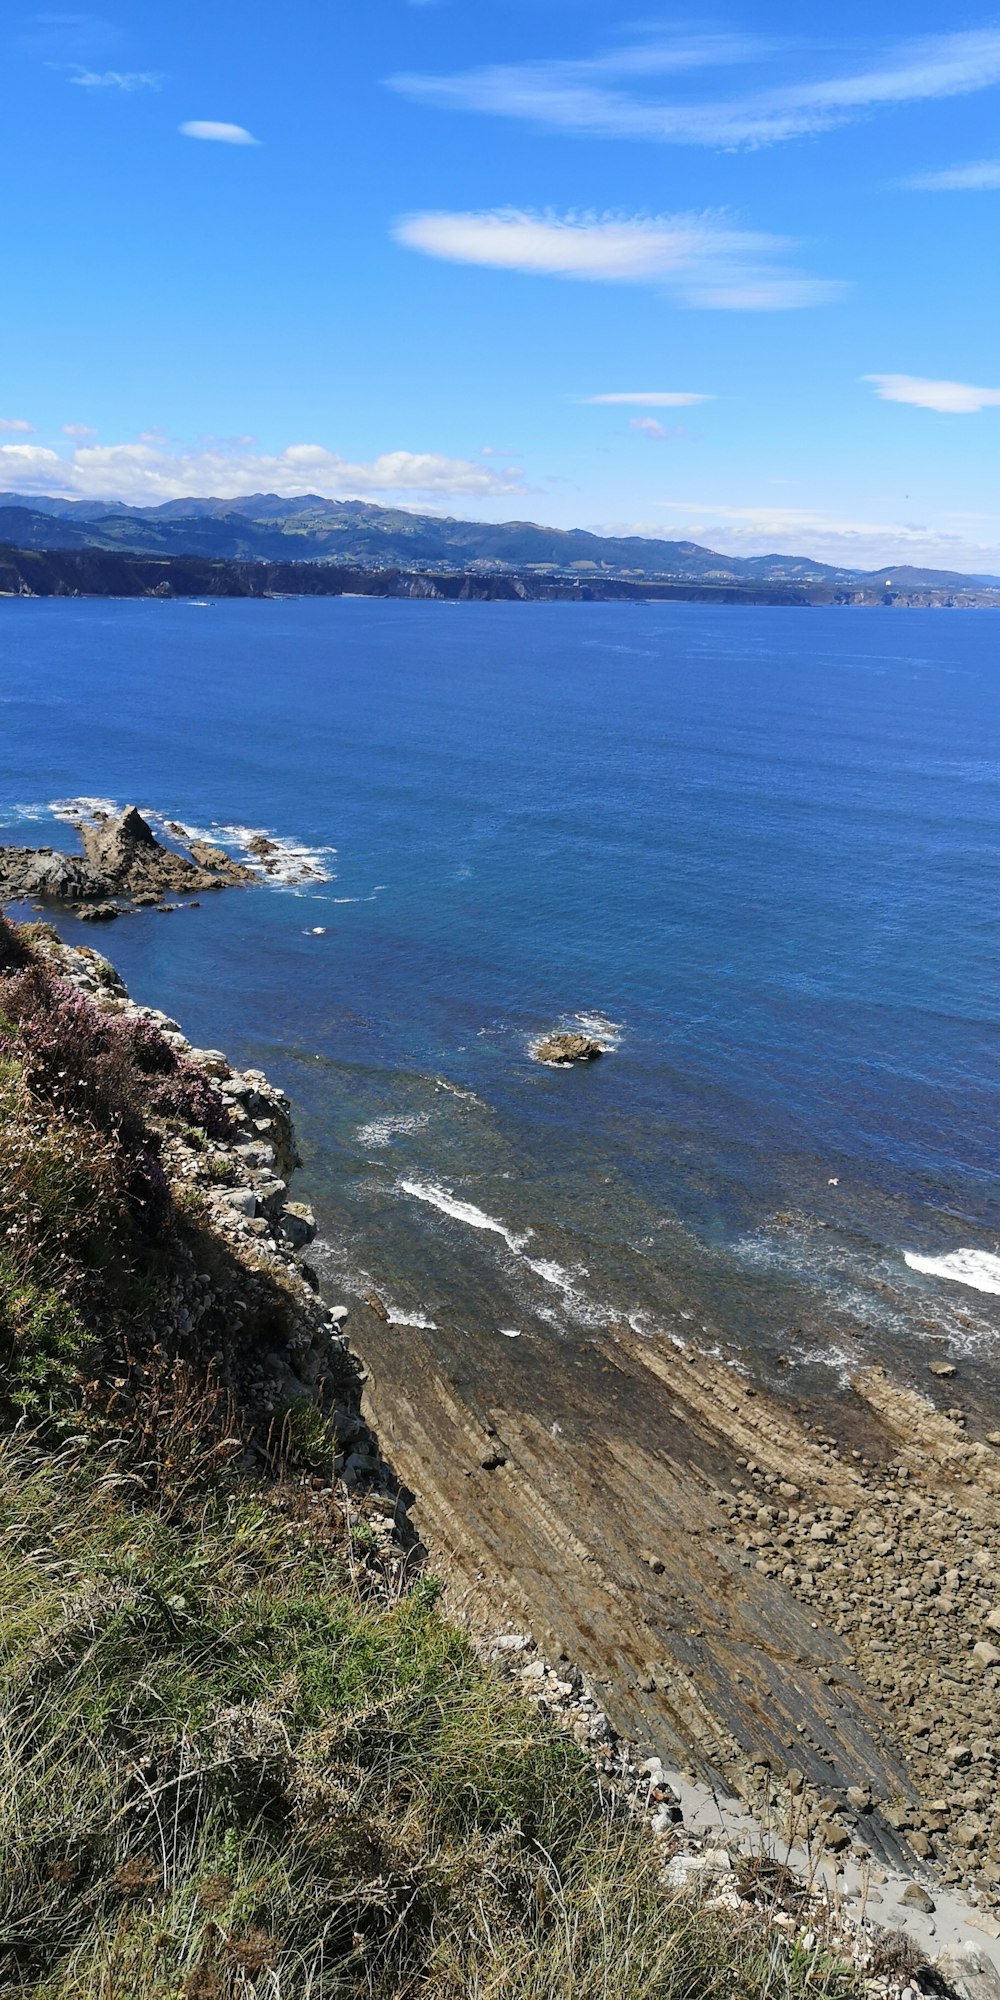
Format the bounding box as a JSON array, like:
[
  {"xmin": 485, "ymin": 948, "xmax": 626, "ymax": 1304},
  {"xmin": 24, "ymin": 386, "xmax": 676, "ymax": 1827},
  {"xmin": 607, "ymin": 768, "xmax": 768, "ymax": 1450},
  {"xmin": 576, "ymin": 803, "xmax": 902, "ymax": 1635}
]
[{"xmin": 3, "ymin": 2, "xmax": 1000, "ymax": 569}]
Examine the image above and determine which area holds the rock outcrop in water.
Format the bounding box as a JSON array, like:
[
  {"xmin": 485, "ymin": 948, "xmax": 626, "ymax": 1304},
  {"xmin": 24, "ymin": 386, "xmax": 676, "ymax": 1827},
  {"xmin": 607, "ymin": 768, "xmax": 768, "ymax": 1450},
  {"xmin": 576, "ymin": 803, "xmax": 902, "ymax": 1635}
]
[
  {"xmin": 0, "ymin": 804, "xmax": 256, "ymax": 915},
  {"xmin": 534, "ymin": 1031, "xmax": 605, "ymax": 1065}
]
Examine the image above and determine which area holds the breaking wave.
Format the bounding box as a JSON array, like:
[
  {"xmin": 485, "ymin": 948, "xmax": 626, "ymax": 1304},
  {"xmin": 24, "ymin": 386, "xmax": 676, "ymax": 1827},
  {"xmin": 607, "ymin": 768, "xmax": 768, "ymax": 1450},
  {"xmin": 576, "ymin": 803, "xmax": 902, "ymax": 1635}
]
[
  {"xmin": 356, "ymin": 1112, "xmax": 432, "ymax": 1149},
  {"xmin": 904, "ymin": 1247, "xmax": 1000, "ymax": 1297},
  {"xmin": 397, "ymin": 1179, "xmax": 531, "ymax": 1253}
]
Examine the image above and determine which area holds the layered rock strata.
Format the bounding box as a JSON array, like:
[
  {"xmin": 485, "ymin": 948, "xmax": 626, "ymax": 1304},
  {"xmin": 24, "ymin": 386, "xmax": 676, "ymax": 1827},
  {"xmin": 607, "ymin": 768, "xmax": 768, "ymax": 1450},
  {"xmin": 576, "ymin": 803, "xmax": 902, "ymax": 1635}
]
[{"xmin": 35, "ymin": 928, "xmax": 1000, "ymax": 1979}]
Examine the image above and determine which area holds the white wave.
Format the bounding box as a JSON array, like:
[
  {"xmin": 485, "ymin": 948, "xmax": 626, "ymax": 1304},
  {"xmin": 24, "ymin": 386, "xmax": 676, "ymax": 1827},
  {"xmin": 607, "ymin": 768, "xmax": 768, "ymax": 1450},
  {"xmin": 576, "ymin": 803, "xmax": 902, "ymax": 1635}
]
[
  {"xmin": 905, "ymin": 1247, "xmax": 1000, "ymax": 1297},
  {"xmin": 357, "ymin": 1111, "xmax": 431, "ymax": 1149},
  {"xmin": 524, "ymin": 1255, "xmax": 610, "ymax": 1329},
  {"xmin": 434, "ymin": 1077, "xmax": 488, "ymax": 1107},
  {"xmin": 4, "ymin": 802, "xmax": 52, "ymax": 824},
  {"xmin": 49, "ymin": 795, "xmax": 120, "ymax": 822},
  {"xmin": 499, "ymin": 1328, "xmax": 523, "ymax": 1339},
  {"xmin": 146, "ymin": 813, "xmax": 336, "ymax": 886},
  {"xmin": 526, "ymin": 1256, "xmax": 586, "ymax": 1294},
  {"xmin": 6, "ymin": 800, "xmax": 54, "ymax": 824},
  {"xmin": 572, "ymin": 1011, "xmax": 624, "ymax": 1049},
  {"xmin": 397, "ymin": 1179, "xmax": 531, "ymax": 1253},
  {"xmin": 386, "ymin": 1308, "xmax": 438, "ymax": 1329},
  {"xmin": 199, "ymin": 821, "xmax": 337, "ymax": 886}
]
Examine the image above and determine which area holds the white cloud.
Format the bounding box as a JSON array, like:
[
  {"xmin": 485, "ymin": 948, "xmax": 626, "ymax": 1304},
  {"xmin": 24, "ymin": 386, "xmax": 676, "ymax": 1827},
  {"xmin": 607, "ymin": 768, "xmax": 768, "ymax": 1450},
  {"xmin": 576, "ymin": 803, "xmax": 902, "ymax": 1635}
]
[
  {"xmin": 61, "ymin": 422, "xmax": 96, "ymax": 438},
  {"xmin": 0, "ymin": 419, "xmax": 35, "ymax": 435},
  {"xmin": 389, "ymin": 29, "xmax": 1000, "ymax": 149},
  {"xmin": 585, "ymin": 391, "xmax": 712, "ymax": 406},
  {"xmin": 393, "ymin": 208, "xmax": 844, "ymax": 310},
  {"xmin": 629, "ymin": 418, "xmax": 668, "ymax": 440},
  {"xmin": 905, "ymin": 159, "xmax": 1000, "ymax": 191},
  {"xmin": 180, "ymin": 120, "xmax": 260, "ymax": 146},
  {"xmin": 865, "ymin": 374, "xmax": 1000, "ymax": 414},
  {"xmin": 69, "ymin": 67, "xmax": 162, "ymax": 89},
  {"xmin": 637, "ymin": 498, "xmax": 1000, "ymax": 573},
  {"xmin": 0, "ymin": 439, "xmax": 525, "ymax": 506}
]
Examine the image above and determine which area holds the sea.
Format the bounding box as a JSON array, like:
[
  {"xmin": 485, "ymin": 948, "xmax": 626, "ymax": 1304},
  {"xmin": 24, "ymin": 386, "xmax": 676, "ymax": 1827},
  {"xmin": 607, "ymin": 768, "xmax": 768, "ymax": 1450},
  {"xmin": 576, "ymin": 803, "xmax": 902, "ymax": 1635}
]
[{"xmin": 2, "ymin": 595, "xmax": 999, "ymax": 1408}]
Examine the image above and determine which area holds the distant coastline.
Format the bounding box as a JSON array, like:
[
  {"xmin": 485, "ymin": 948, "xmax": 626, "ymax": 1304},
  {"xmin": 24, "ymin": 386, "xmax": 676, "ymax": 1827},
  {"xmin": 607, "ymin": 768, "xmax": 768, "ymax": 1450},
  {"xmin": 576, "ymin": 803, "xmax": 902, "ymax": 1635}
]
[{"xmin": 3, "ymin": 541, "xmax": 1000, "ymax": 608}]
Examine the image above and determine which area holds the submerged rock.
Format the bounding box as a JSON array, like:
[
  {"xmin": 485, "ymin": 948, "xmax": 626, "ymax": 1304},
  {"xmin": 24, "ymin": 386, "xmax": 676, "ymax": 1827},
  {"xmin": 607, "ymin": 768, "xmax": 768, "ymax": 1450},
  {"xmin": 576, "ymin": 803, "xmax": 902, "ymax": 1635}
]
[{"xmin": 534, "ymin": 1031, "xmax": 604, "ymax": 1066}]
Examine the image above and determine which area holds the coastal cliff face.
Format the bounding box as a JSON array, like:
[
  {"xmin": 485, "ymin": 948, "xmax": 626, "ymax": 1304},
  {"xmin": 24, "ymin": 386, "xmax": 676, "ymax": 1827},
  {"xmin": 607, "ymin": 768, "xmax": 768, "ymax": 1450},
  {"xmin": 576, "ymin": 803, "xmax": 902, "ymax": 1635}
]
[
  {"xmin": 25, "ymin": 927, "xmax": 391, "ymax": 1489},
  {"xmin": 1, "ymin": 916, "xmax": 910, "ymax": 2000},
  {"xmin": 33, "ymin": 932, "xmax": 1000, "ymax": 1906},
  {"xmin": 2, "ymin": 541, "xmax": 997, "ymax": 607},
  {"xmin": 3, "ymin": 917, "xmax": 999, "ymax": 1992}
]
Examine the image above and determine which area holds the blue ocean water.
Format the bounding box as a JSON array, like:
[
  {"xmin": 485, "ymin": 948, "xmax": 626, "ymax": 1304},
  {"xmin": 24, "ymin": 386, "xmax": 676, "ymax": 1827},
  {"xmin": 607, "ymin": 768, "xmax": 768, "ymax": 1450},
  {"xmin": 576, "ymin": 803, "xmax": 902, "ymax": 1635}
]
[{"xmin": 2, "ymin": 596, "xmax": 999, "ymax": 1393}]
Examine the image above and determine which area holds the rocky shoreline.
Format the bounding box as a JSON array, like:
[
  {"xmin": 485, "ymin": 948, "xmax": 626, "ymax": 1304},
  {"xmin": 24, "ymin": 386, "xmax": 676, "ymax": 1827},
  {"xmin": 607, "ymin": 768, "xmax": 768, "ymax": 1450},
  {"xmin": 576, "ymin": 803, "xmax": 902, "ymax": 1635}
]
[
  {"xmin": 0, "ymin": 804, "xmax": 257, "ymax": 918},
  {"xmin": 33, "ymin": 929, "xmax": 405, "ymax": 1525},
  {"xmin": 0, "ymin": 802, "xmax": 330, "ymax": 920},
  {"xmin": 351, "ymin": 1282, "xmax": 1000, "ymax": 1942},
  {"xmin": 4, "ymin": 541, "xmax": 1000, "ymax": 608},
  {"xmin": 23, "ymin": 926, "xmax": 998, "ymax": 1994}
]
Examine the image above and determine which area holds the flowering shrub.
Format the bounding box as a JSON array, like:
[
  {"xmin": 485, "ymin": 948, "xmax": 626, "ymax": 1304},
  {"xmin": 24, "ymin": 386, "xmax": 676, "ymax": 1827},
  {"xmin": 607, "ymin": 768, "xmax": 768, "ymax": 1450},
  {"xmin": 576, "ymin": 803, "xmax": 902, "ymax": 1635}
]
[
  {"xmin": 1, "ymin": 967, "xmax": 150, "ymax": 1153},
  {"xmin": 151, "ymin": 1057, "xmax": 234, "ymax": 1142},
  {"xmin": 0, "ymin": 964, "xmax": 233, "ymax": 1158}
]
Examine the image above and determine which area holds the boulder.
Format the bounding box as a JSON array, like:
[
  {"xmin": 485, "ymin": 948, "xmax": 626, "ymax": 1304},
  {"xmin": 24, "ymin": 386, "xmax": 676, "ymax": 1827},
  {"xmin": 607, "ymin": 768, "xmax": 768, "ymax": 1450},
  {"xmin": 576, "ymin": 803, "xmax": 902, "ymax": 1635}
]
[
  {"xmin": 936, "ymin": 1948, "xmax": 1000, "ymax": 2000},
  {"xmin": 900, "ymin": 1883, "xmax": 935, "ymax": 1913},
  {"xmin": 534, "ymin": 1032, "xmax": 604, "ymax": 1065},
  {"xmin": 280, "ymin": 1201, "xmax": 317, "ymax": 1250},
  {"xmin": 972, "ymin": 1641, "xmax": 1000, "ymax": 1670}
]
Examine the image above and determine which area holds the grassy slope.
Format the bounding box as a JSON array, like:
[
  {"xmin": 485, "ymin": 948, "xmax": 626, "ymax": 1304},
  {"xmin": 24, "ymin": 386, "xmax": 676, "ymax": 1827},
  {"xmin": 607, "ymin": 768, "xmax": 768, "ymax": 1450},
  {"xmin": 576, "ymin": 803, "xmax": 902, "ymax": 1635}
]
[{"xmin": 0, "ymin": 918, "xmax": 862, "ymax": 1999}]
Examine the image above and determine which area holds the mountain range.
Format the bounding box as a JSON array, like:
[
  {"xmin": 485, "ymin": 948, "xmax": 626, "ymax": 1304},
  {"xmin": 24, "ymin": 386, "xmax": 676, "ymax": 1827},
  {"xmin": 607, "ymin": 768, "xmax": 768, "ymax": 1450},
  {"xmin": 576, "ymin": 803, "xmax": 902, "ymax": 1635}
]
[{"xmin": 1, "ymin": 491, "xmax": 996, "ymax": 591}]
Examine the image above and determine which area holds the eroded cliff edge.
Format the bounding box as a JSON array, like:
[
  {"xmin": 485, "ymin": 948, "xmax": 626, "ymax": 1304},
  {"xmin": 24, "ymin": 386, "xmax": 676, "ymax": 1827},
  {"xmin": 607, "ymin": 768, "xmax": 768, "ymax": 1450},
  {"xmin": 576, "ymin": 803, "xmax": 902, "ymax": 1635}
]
[{"xmin": 13, "ymin": 923, "xmax": 1000, "ymax": 1974}]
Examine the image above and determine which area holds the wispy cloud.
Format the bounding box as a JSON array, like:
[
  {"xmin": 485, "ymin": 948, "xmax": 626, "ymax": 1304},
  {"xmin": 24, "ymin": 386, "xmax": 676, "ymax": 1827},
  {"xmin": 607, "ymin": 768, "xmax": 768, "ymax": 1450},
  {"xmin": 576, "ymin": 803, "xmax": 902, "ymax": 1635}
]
[
  {"xmin": 0, "ymin": 419, "xmax": 35, "ymax": 435},
  {"xmin": 62, "ymin": 422, "xmax": 97, "ymax": 438},
  {"xmin": 389, "ymin": 29, "xmax": 1000, "ymax": 149},
  {"xmin": 585, "ymin": 391, "xmax": 712, "ymax": 406},
  {"xmin": 393, "ymin": 208, "xmax": 845, "ymax": 310},
  {"xmin": 0, "ymin": 439, "xmax": 525, "ymax": 506},
  {"xmin": 180, "ymin": 120, "xmax": 260, "ymax": 146},
  {"xmin": 865, "ymin": 374, "xmax": 1000, "ymax": 413},
  {"xmin": 904, "ymin": 159, "xmax": 1000, "ymax": 191},
  {"xmin": 636, "ymin": 499, "xmax": 1000, "ymax": 572},
  {"xmin": 629, "ymin": 417, "xmax": 668, "ymax": 440},
  {"xmin": 68, "ymin": 66, "xmax": 162, "ymax": 89}
]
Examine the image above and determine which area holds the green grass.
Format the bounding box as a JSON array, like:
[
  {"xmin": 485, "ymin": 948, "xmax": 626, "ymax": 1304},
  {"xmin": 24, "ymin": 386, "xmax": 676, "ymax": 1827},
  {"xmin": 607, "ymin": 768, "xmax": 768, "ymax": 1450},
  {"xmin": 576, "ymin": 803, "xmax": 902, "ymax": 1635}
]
[{"xmin": 0, "ymin": 1435, "xmax": 866, "ymax": 2000}]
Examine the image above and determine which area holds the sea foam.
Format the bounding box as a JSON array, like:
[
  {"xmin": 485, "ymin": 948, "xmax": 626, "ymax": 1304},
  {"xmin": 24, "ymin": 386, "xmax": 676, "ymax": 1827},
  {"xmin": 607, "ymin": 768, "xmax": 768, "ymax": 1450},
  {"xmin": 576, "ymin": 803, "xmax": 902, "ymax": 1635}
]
[
  {"xmin": 904, "ymin": 1248, "xmax": 1000, "ymax": 1297},
  {"xmin": 356, "ymin": 1112, "xmax": 431, "ymax": 1149},
  {"xmin": 397, "ymin": 1179, "xmax": 531, "ymax": 1253},
  {"xmin": 49, "ymin": 795, "xmax": 121, "ymax": 822}
]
